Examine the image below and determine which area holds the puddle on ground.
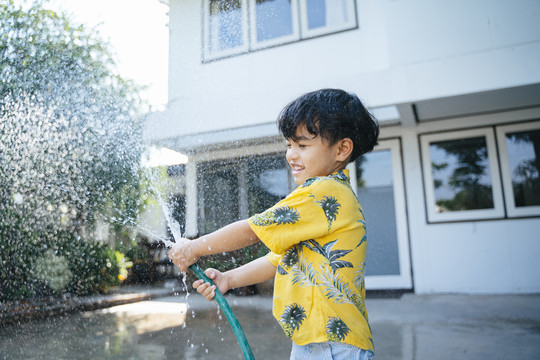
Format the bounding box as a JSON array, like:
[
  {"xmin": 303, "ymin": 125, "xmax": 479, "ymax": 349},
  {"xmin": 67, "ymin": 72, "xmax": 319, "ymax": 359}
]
[
  {"xmin": 3, "ymin": 295, "xmax": 540, "ymax": 360},
  {"xmin": 0, "ymin": 299, "xmax": 290, "ymax": 360}
]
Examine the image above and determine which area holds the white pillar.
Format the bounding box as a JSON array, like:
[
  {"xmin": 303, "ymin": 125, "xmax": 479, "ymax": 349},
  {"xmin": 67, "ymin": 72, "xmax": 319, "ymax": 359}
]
[{"xmin": 185, "ymin": 159, "xmax": 198, "ymax": 237}]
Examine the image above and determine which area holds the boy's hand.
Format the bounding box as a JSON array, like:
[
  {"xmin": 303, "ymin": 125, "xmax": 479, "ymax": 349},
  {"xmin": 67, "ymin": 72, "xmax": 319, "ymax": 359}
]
[
  {"xmin": 193, "ymin": 268, "xmax": 229, "ymax": 301},
  {"xmin": 168, "ymin": 239, "xmax": 198, "ymax": 273}
]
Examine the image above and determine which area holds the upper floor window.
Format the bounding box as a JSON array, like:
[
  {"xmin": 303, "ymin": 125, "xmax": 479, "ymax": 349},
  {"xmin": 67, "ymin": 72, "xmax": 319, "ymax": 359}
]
[
  {"xmin": 203, "ymin": 0, "xmax": 357, "ymax": 61},
  {"xmin": 205, "ymin": 0, "xmax": 249, "ymax": 58},
  {"xmin": 251, "ymin": 0, "xmax": 299, "ymax": 49},
  {"xmin": 300, "ymin": 0, "xmax": 357, "ymax": 38}
]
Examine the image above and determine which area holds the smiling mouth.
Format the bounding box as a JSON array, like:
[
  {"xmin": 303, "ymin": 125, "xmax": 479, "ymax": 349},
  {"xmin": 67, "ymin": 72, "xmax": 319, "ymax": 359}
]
[{"xmin": 290, "ymin": 164, "xmax": 304, "ymax": 174}]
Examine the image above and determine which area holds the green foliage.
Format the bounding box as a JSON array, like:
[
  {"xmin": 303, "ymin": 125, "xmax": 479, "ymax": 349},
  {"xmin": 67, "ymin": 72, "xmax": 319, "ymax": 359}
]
[
  {"xmin": 431, "ymin": 137, "xmax": 494, "ymax": 211},
  {"xmin": 0, "ymin": 213, "xmax": 129, "ymax": 301},
  {"xmin": 0, "ymin": 0, "xmax": 147, "ymax": 301}
]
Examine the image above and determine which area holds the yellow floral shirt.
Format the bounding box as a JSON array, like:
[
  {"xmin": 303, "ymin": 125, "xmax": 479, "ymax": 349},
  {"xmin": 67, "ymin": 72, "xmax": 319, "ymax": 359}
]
[{"xmin": 248, "ymin": 169, "xmax": 373, "ymax": 351}]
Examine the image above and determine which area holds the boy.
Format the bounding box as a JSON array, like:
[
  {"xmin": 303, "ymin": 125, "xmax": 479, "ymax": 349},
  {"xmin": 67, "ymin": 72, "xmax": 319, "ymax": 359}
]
[{"xmin": 170, "ymin": 88, "xmax": 379, "ymax": 359}]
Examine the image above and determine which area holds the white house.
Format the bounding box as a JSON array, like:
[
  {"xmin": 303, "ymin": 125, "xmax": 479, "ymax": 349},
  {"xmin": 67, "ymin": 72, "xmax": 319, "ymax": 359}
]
[{"xmin": 144, "ymin": 0, "xmax": 540, "ymax": 294}]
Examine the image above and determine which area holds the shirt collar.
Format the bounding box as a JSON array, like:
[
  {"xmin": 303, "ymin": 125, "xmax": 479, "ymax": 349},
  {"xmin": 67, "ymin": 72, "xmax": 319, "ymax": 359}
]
[
  {"xmin": 330, "ymin": 169, "xmax": 350, "ymax": 183},
  {"xmin": 302, "ymin": 169, "xmax": 350, "ymax": 187}
]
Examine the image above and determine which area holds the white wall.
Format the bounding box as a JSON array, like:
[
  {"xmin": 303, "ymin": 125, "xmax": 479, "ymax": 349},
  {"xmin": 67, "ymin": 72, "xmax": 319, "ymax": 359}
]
[
  {"xmin": 413, "ymin": 219, "xmax": 540, "ymax": 293},
  {"xmin": 145, "ymin": 0, "xmax": 540, "ymax": 141},
  {"xmin": 386, "ymin": 107, "xmax": 540, "ymax": 294},
  {"xmin": 150, "ymin": 0, "xmax": 540, "ymax": 294}
]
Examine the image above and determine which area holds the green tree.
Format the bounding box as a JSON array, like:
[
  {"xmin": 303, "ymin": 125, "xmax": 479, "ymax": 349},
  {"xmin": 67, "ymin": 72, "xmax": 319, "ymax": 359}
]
[
  {"xmin": 432, "ymin": 137, "xmax": 494, "ymax": 211},
  {"xmin": 506, "ymin": 131, "xmax": 540, "ymax": 207},
  {"xmin": 0, "ymin": 0, "xmax": 146, "ymax": 300}
]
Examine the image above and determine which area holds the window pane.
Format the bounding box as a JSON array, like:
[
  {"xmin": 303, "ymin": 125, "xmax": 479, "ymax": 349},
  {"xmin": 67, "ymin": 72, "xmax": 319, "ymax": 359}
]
[
  {"xmin": 247, "ymin": 154, "xmax": 291, "ymax": 215},
  {"xmin": 255, "ymin": 0, "xmax": 293, "ymax": 42},
  {"xmin": 209, "ymin": 0, "xmax": 244, "ymax": 53},
  {"xmin": 356, "ymin": 150, "xmax": 400, "ymax": 276},
  {"xmin": 198, "ymin": 161, "xmax": 239, "ymax": 234},
  {"xmin": 168, "ymin": 194, "xmax": 186, "ymax": 235},
  {"xmin": 197, "ymin": 154, "xmax": 291, "ymax": 234},
  {"xmin": 306, "ymin": 0, "xmax": 352, "ymax": 30},
  {"xmin": 505, "ymin": 129, "xmax": 540, "ymax": 207},
  {"xmin": 429, "ymin": 137, "xmax": 495, "ymax": 212}
]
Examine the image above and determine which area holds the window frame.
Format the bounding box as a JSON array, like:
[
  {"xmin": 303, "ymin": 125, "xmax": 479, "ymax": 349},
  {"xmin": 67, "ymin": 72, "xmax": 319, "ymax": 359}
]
[
  {"xmin": 298, "ymin": 0, "xmax": 358, "ymax": 38},
  {"xmin": 202, "ymin": 0, "xmax": 250, "ymax": 61},
  {"xmin": 349, "ymin": 139, "xmax": 412, "ymax": 290},
  {"xmin": 248, "ymin": 0, "xmax": 300, "ymax": 50},
  {"xmin": 193, "ymin": 143, "xmax": 295, "ymax": 235},
  {"xmin": 202, "ymin": 0, "xmax": 358, "ymax": 62},
  {"xmin": 496, "ymin": 120, "xmax": 540, "ymax": 217},
  {"xmin": 420, "ymin": 128, "xmax": 505, "ymax": 223}
]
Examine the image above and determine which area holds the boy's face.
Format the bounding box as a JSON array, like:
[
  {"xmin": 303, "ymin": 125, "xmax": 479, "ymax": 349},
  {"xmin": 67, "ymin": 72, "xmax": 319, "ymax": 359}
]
[{"xmin": 286, "ymin": 124, "xmax": 347, "ymax": 185}]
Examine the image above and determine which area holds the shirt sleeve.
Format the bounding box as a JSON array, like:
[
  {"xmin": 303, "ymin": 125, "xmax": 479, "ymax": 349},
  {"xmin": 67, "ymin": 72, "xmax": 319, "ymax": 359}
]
[
  {"xmin": 265, "ymin": 251, "xmax": 281, "ymax": 267},
  {"xmin": 248, "ymin": 180, "xmax": 334, "ymax": 254}
]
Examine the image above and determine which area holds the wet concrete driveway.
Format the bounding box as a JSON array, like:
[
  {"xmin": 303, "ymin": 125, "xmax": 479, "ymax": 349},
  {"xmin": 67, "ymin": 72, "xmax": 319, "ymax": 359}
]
[{"xmin": 1, "ymin": 293, "xmax": 539, "ymax": 359}]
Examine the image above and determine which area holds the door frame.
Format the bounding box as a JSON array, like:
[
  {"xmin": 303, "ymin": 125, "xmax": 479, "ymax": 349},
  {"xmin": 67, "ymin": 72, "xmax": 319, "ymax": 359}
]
[{"xmin": 348, "ymin": 138, "xmax": 413, "ymax": 290}]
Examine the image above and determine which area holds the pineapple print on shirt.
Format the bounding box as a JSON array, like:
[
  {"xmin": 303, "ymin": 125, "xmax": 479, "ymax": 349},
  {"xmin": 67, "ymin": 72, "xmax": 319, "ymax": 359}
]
[
  {"xmin": 280, "ymin": 303, "xmax": 307, "ymax": 338},
  {"xmin": 250, "ymin": 205, "xmax": 300, "ymax": 227},
  {"xmin": 314, "ymin": 195, "xmax": 341, "ymax": 230},
  {"xmin": 248, "ymin": 170, "xmax": 374, "ymax": 351},
  {"xmin": 326, "ymin": 316, "xmax": 351, "ymax": 342}
]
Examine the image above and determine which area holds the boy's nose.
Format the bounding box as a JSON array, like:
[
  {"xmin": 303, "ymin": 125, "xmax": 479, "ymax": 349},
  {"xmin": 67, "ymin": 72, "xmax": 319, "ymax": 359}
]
[{"xmin": 286, "ymin": 148, "xmax": 298, "ymax": 160}]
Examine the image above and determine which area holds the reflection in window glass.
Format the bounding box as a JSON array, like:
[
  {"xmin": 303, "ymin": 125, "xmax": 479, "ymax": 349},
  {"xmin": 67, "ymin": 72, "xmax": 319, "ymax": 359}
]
[
  {"xmin": 429, "ymin": 137, "xmax": 494, "ymax": 213},
  {"xmin": 198, "ymin": 161, "xmax": 239, "ymax": 234},
  {"xmin": 505, "ymin": 129, "xmax": 540, "ymax": 207},
  {"xmin": 356, "ymin": 150, "xmax": 400, "ymax": 276},
  {"xmin": 306, "ymin": 0, "xmax": 352, "ymax": 30},
  {"xmin": 247, "ymin": 154, "xmax": 291, "ymax": 215},
  {"xmin": 357, "ymin": 151, "xmax": 393, "ymax": 188},
  {"xmin": 255, "ymin": 0, "xmax": 293, "ymax": 42},
  {"xmin": 208, "ymin": 0, "xmax": 244, "ymax": 53},
  {"xmin": 197, "ymin": 154, "xmax": 291, "ymax": 234},
  {"xmin": 168, "ymin": 194, "xmax": 186, "ymax": 236}
]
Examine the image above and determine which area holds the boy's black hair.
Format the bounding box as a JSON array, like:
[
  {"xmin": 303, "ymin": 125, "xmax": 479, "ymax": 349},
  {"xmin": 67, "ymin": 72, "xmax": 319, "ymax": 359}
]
[{"xmin": 277, "ymin": 89, "xmax": 379, "ymax": 162}]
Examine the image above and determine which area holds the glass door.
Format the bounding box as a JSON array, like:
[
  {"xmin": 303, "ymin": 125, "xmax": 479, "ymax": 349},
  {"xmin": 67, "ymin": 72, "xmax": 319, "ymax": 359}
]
[{"xmin": 353, "ymin": 139, "xmax": 412, "ymax": 290}]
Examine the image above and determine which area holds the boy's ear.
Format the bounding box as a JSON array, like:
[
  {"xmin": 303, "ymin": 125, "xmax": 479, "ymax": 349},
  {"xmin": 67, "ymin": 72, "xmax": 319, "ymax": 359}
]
[{"xmin": 336, "ymin": 138, "xmax": 354, "ymax": 161}]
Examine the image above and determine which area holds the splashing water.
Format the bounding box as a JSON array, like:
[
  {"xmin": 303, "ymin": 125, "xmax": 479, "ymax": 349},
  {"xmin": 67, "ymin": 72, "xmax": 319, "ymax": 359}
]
[
  {"xmin": 0, "ymin": 90, "xmax": 144, "ymax": 300},
  {"xmin": 138, "ymin": 167, "xmax": 196, "ymax": 306}
]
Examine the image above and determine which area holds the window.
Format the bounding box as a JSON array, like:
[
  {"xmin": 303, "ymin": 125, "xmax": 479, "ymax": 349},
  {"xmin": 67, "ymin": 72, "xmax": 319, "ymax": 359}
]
[
  {"xmin": 197, "ymin": 153, "xmax": 293, "ymax": 234},
  {"xmin": 203, "ymin": 0, "xmax": 357, "ymax": 61},
  {"xmin": 250, "ymin": 0, "xmax": 299, "ymax": 49},
  {"xmin": 300, "ymin": 0, "xmax": 357, "ymax": 38},
  {"xmin": 420, "ymin": 128, "xmax": 505, "ymax": 222},
  {"xmin": 496, "ymin": 121, "xmax": 540, "ymax": 217},
  {"xmin": 198, "ymin": 160, "xmax": 240, "ymax": 234},
  {"xmin": 355, "ymin": 139, "xmax": 412, "ymax": 290},
  {"xmin": 204, "ymin": 0, "xmax": 249, "ymax": 60},
  {"xmin": 246, "ymin": 154, "xmax": 292, "ymax": 215}
]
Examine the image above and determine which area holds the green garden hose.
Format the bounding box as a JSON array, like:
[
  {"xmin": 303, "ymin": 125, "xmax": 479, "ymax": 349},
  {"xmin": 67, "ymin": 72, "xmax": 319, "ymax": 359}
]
[{"xmin": 189, "ymin": 263, "xmax": 255, "ymax": 360}]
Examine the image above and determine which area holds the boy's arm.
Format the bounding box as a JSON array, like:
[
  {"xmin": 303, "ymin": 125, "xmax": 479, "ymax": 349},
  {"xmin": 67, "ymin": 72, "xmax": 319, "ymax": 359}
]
[
  {"xmin": 169, "ymin": 219, "xmax": 259, "ymax": 272},
  {"xmin": 195, "ymin": 256, "xmax": 276, "ymax": 301},
  {"xmin": 226, "ymin": 255, "xmax": 276, "ymax": 289}
]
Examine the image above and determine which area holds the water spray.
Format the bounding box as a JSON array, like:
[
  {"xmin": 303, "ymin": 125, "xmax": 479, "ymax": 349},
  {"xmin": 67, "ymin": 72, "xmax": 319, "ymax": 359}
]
[
  {"xmin": 156, "ymin": 238, "xmax": 255, "ymax": 359},
  {"xmin": 188, "ymin": 263, "xmax": 255, "ymax": 360},
  {"xmin": 152, "ymin": 180, "xmax": 255, "ymax": 359}
]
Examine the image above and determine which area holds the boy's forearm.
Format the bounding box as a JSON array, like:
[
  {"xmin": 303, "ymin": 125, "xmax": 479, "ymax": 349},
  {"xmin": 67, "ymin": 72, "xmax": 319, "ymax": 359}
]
[
  {"xmin": 191, "ymin": 220, "xmax": 260, "ymax": 258},
  {"xmin": 225, "ymin": 256, "xmax": 276, "ymax": 290}
]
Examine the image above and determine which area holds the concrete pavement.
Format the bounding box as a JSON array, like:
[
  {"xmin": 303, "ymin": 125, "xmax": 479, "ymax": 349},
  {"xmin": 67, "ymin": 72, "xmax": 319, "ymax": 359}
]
[
  {"xmin": 178, "ymin": 291, "xmax": 540, "ymax": 359},
  {"xmin": 2, "ymin": 285, "xmax": 539, "ymax": 359},
  {"xmin": 367, "ymin": 293, "xmax": 540, "ymax": 359}
]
